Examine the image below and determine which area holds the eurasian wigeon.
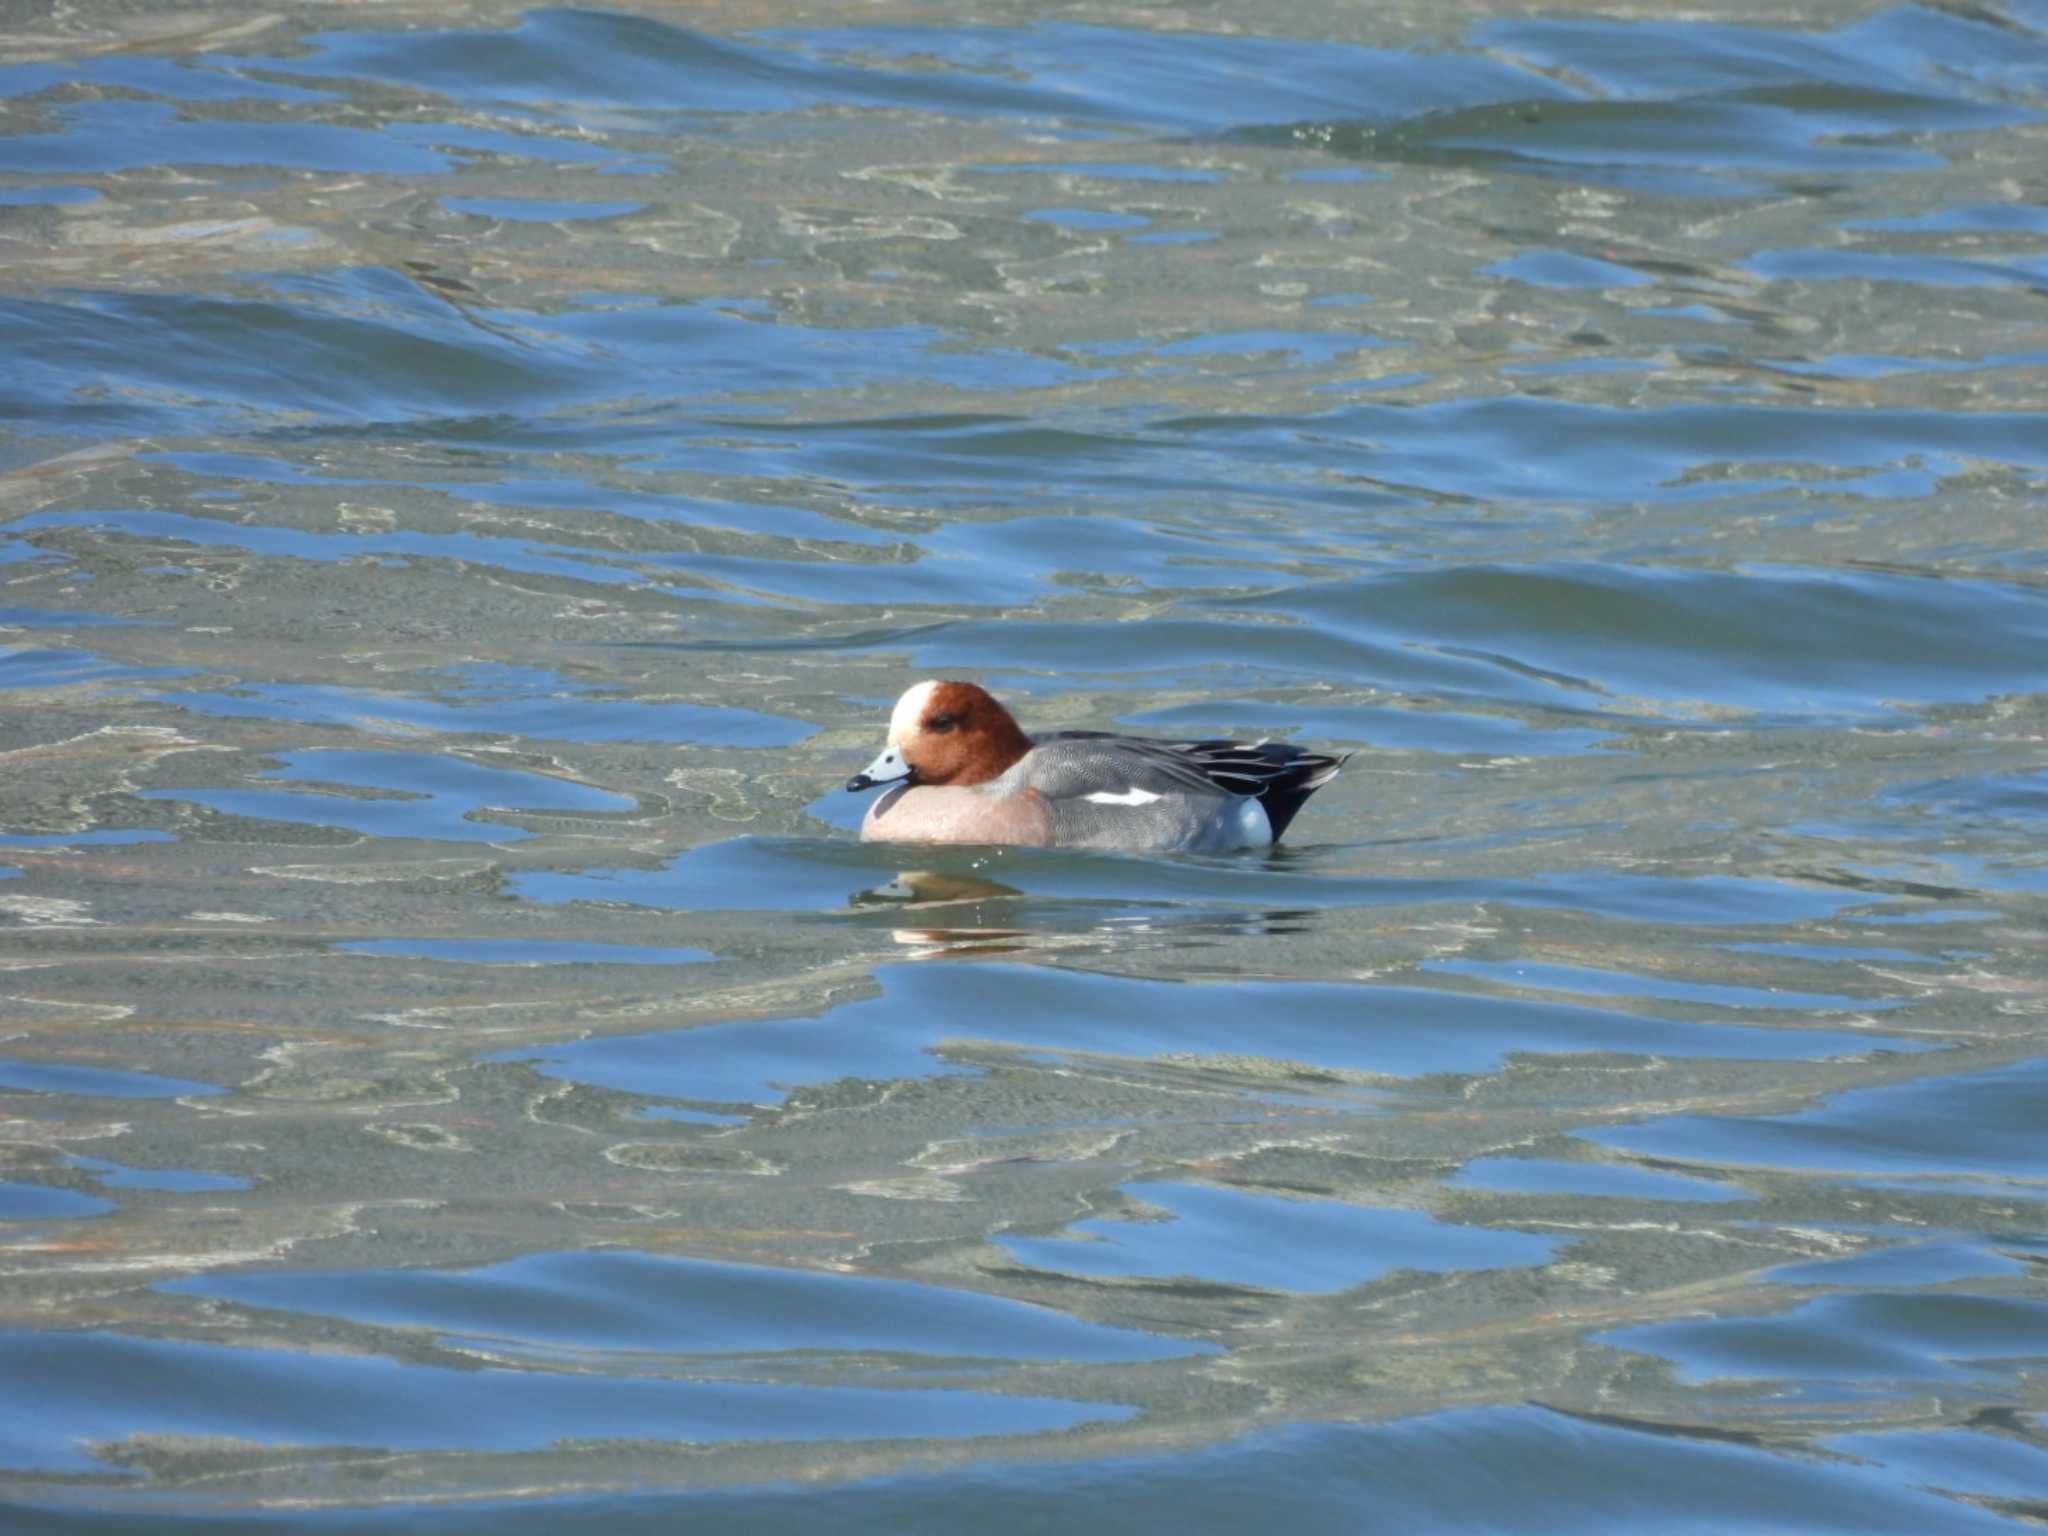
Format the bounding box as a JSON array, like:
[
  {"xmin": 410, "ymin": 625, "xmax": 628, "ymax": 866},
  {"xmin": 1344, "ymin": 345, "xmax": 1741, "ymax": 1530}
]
[{"xmin": 846, "ymin": 680, "xmax": 1344, "ymax": 851}]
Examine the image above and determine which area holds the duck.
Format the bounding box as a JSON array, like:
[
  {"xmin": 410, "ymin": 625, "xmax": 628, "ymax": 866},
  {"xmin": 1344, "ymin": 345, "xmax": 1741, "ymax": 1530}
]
[{"xmin": 846, "ymin": 680, "xmax": 1343, "ymax": 851}]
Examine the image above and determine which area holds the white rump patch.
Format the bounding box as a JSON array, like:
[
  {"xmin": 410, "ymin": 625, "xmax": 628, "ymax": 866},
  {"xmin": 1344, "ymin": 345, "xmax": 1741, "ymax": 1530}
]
[{"xmin": 1084, "ymin": 786, "xmax": 1164, "ymax": 806}]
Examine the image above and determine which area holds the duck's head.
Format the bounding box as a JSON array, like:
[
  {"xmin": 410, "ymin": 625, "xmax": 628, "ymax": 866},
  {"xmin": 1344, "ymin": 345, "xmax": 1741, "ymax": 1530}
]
[{"xmin": 846, "ymin": 680, "xmax": 1031, "ymax": 792}]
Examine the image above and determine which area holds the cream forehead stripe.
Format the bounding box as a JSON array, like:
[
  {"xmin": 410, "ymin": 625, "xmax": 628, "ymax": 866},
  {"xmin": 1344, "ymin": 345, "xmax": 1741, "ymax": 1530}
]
[{"xmin": 887, "ymin": 680, "xmax": 940, "ymax": 744}]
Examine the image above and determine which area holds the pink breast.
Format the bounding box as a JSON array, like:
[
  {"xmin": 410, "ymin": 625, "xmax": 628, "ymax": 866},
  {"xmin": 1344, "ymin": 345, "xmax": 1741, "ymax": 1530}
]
[{"xmin": 860, "ymin": 786, "xmax": 1054, "ymax": 846}]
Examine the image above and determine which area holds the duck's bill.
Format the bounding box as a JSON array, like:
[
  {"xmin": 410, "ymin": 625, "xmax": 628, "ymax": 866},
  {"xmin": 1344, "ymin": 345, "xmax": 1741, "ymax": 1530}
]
[{"xmin": 846, "ymin": 745, "xmax": 914, "ymax": 793}]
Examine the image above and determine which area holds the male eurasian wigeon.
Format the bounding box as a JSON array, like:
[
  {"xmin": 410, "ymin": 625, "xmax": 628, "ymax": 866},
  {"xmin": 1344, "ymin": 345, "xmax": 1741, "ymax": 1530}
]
[{"xmin": 846, "ymin": 680, "xmax": 1343, "ymax": 851}]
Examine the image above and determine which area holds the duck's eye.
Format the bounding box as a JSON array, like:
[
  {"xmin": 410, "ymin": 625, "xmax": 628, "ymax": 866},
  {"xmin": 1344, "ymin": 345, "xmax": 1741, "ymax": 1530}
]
[{"xmin": 926, "ymin": 713, "xmax": 958, "ymax": 734}]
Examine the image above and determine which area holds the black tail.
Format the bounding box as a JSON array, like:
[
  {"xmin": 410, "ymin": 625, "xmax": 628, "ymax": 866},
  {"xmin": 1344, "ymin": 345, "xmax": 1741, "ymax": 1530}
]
[
  {"xmin": 1252, "ymin": 750, "xmax": 1346, "ymax": 840},
  {"xmin": 1173, "ymin": 740, "xmax": 1346, "ymax": 840}
]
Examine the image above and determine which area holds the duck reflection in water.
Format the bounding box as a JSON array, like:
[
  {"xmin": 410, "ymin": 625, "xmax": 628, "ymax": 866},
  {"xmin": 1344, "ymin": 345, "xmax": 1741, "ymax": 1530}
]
[{"xmin": 851, "ymin": 866, "xmax": 1318, "ymax": 958}]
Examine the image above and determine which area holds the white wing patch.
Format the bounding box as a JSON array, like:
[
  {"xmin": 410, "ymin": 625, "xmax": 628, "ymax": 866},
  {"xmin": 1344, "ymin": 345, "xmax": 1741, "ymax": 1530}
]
[{"xmin": 1084, "ymin": 786, "xmax": 1163, "ymax": 806}]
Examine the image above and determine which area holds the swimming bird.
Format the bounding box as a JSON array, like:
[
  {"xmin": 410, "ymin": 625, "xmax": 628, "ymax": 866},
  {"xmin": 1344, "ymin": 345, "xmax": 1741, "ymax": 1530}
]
[{"xmin": 846, "ymin": 680, "xmax": 1343, "ymax": 850}]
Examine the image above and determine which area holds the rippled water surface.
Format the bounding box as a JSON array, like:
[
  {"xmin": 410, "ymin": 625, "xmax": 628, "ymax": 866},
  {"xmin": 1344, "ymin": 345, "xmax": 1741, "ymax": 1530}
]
[{"xmin": 3, "ymin": 0, "xmax": 2046, "ymax": 1527}]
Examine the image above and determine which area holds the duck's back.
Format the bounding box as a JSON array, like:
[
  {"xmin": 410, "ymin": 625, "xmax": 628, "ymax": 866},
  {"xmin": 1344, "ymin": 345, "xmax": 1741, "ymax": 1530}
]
[{"xmin": 1007, "ymin": 732, "xmax": 1342, "ymax": 849}]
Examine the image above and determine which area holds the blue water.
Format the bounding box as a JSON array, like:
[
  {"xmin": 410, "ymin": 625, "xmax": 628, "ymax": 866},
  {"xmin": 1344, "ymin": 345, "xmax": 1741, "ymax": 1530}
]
[
  {"xmin": 0, "ymin": 1062, "xmax": 220, "ymax": 1099},
  {"xmin": 0, "ymin": 1330, "xmax": 1128, "ymax": 1475},
  {"xmin": 163, "ymin": 1248, "xmax": 1207, "ymax": 1361},
  {"xmin": 492, "ymin": 961, "xmax": 1920, "ymax": 1110},
  {"xmin": 2, "ymin": 0, "xmax": 2045, "ymax": 1528}
]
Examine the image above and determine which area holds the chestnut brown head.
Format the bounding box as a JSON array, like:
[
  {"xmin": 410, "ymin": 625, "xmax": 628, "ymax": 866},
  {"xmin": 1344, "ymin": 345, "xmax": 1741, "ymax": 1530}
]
[{"xmin": 847, "ymin": 680, "xmax": 1032, "ymax": 792}]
